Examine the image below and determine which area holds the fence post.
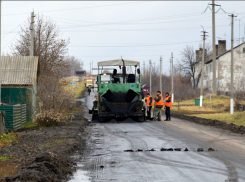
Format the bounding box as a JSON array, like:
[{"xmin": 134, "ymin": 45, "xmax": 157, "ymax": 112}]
[{"xmin": 0, "ymin": 112, "xmax": 5, "ymax": 134}]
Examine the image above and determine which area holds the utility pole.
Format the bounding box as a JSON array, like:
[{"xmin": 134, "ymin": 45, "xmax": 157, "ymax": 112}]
[
  {"xmin": 200, "ymin": 27, "xmax": 208, "ymax": 107},
  {"xmin": 169, "ymin": 59, "xmax": 171, "ymax": 76},
  {"xmin": 171, "ymin": 52, "xmax": 174, "ymax": 103},
  {"xmin": 149, "ymin": 60, "xmax": 152, "ymax": 95},
  {"xmin": 90, "ymin": 62, "xmax": 91, "ymax": 76},
  {"xmin": 212, "ymin": 0, "xmax": 217, "ymax": 95},
  {"xmin": 229, "ymin": 14, "xmax": 237, "ymax": 114},
  {"xmin": 143, "ymin": 61, "xmax": 145, "ymax": 76},
  {"xmin": 239, "ymin": 19, "xmax": 240, "ymax": 44},
  {"xmin": 0, "ymin": 0, "xmax": 2, "ymax": 104},
  {"xmin": 160, "ymin": 56, "xmax": 162, "ymax": 94},
  {"xmin": 30, "ymin": 11, "xmax": 35, "ymax": 56}
]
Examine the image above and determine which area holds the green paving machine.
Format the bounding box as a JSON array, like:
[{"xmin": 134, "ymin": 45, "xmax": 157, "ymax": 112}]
[{"xmin": 89, "ymin": 59, "xmax": 145, "ymax": 122}]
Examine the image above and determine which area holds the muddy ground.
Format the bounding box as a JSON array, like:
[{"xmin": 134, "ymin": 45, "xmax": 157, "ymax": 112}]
[
  {"xmin": 0, "ymin": 111, "xmax": 88, "ymax": 182},
  {"xmin": 172, "ymin": 112, "xmax": 245, "ymax": 134}
]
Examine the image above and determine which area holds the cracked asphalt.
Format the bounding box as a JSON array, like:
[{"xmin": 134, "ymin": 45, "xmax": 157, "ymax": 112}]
[{"xmin": 73, "ymin": 89, "xmax": 245, "ymax": 182}]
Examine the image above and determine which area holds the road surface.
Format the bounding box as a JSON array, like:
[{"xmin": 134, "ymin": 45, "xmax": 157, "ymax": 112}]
[{"xmin": 71, "ymin": 89, "xmax": 245, "ymax": 182}]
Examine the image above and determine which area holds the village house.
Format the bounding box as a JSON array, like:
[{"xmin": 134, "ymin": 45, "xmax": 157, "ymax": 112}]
[{"xmin": 193, "ymin": 40, "xmax": 245, "ymax": 93}]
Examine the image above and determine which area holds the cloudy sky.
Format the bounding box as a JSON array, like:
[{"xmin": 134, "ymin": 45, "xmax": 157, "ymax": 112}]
[{"xmin": 2, "ymin": 1, "xmax": 245, "ymax": 75}]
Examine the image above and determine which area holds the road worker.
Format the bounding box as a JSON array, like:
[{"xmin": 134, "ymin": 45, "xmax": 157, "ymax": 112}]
[
  {"xmin": 164, "ymin": 92, "xmax": 172, "ymax": 121},
  {"xmin": 88, "ymin": 87, "xmax": 91, "ymax": 96},
  {"xmin": 93, "ymin": 95, "xmax": 98, "ymax": 109},
  {"xmin": 140, "ymin": 84, "xmax": 145, "ymax": 99},
  {"xmin": 153, "ymin": 91, "xmax": 164, "ymax": 121},
  {"xmin": 145, "ymin": 93, "xmax": 153, "ymax": 119}
]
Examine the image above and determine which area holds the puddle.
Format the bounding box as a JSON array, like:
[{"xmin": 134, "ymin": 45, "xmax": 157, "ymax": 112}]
[{"xmin": 69, "ymin": 164, "xmax": 90, "ymax": 182}]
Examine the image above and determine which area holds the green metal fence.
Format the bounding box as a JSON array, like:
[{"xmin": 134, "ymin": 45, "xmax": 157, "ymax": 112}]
[
  {"xmin": 0, "ymin": 105, "xmax": 25, "ymax": 131},
  {"xmin": 1, "ymin": 88, "xmax": 32, "ymax": 122}
]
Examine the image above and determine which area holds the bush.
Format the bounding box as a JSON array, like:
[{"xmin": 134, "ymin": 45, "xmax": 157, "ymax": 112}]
[{"xmin": 35, "ymin": 110, "xmax": 68, "ymax": 127}]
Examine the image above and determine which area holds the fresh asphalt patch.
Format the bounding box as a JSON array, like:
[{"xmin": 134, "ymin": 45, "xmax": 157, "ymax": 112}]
[{"xmin": 124, "ymin": 148, "xmax": 216, "ymax": 152}]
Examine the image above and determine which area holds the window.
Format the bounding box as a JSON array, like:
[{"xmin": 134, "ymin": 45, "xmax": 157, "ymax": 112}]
[
  {"xmin": 210, "ymin": 64, "xmax": 212, "ymax": 72},
  {"xmin": 206, "ymin": 65, "xmax": 208, "ymax": 72},
  {"xmin": 243, "ymin": 47, "xmax": 245, "ymax": 53},
  {"xmin": 216, "ymin": 78, "xmax": 218, "ymax": 86}
]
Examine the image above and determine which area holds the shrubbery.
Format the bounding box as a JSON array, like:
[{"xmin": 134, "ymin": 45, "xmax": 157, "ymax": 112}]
[{"xmin": 35, "ymin": 110, "xmax": 68, "ymax": 127}]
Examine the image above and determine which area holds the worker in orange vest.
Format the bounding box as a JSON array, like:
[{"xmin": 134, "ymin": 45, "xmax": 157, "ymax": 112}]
[
  {"xmin": 153, "ymin": 91, "xmax": 164, "ymax": 121},
  {"xmin": 145, "ymin": 93, "xmax": 153, "ymax": 119},
  {"xmin": 164, "ymin": 92, "xmax": 172, "ymax": 121}
]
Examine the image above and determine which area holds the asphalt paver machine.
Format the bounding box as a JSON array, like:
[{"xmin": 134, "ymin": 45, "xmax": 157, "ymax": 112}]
[{"xmin": 89, "ymin": 59, "xmax": 145, "ymax": 122}]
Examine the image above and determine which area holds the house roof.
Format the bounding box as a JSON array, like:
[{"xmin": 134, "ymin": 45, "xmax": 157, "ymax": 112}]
[
  {"xmin": 98, "ymin": 59, "xmax": 140, "ymax": 66},
  {"xmin": 205, "ymin": 42, "xmax": 245, "ymax": 64},
  {"xmin": 1, "ymin": 56, "xmax": 39, "ymax": 86}
]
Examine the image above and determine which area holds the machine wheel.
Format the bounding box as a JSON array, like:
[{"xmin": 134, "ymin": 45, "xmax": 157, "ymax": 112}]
[
  {"xmin": 133, "ymin": 116, "xmax": 145, "ymax": 122},
  {"xmin": 92, "ymin": 112, "xmax": 98, "ymax": 121},
  {"xmin": 98, "ymin": 116, "xmax": 109, "ymax": 123}
]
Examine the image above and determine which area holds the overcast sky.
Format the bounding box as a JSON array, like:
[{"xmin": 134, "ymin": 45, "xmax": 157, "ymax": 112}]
[{"xmin": 2, "ymin": 1, "xmax": 245, "ymax": 75}]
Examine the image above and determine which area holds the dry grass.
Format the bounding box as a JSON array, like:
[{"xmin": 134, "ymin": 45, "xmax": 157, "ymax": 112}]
[
  {"xmin": 62, "ymin": 76, "xmax": 85, "ymax": 98},
  {"xmin": 172, "ymin": 95, "xmax": 245, "ymax": 113},
  {"xmin": 0, "ymin": 133, "xmax": 19, "ymax": 151},
  {"xmin": 189, "ymin": 112, "xmax": 245, "ymax": 126}
]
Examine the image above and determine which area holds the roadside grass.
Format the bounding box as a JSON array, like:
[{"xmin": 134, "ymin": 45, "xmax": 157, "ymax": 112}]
[
  {"xmin": 189, "ymin": 112, "xmax": 245, "ymax": 126},
  {"xmin": 21, "ymin": 121, "xmax": 37, "ymax": 129},
  {"xmin": 62, "ymin": 76, "xmax": 85, "ymax": 98},
  {"xmin": 0, "ymin": 155, "xmax": 15, "ymax": 161},
  {"xmin": 0, "ymin": 133, "xmax": 19, "ymax": 151},
  {"xmin": 171, "ymin": 94, "xmax": 245, "ymax": 126},
  {"xmin": 171, "ymin": 95, "xmax": 245, "ymax": 113}
]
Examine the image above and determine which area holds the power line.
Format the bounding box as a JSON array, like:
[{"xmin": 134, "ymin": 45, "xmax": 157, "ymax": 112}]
[
  {"xmin": 1, "ymin": 20, "xmax": 26, "ymax": 39},
  {"xmin": 2, "ymin": 2, "xmax": 147, "ymax": 17},
  {"xmin": 68, "ymin": 40, "xmax": 201, "ymax": 47}
]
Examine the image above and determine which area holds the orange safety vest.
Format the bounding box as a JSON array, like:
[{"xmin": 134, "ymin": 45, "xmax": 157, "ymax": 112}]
[
  {"xmin": 146, "ymin": 95, "xmax": 153, "ymax": 107},
  {"xmin": 155, "ymin": 94, "xmax": 164, "ymax": 106},
  {"xmin": 165, "ymin": 96, "xmax": 172, "ymax": 107},
  {"xmin": 96, "ymin": 98, "xmax": 98, "ymax": 101}
]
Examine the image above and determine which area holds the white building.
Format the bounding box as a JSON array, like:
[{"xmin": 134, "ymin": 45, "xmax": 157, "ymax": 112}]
[
  {"xmin": 205, "ymin": 41, "xmax": 245, "ymax": 92},
  {"xmin": 192, "ymin": 40, "xmax": 245, "ymax": 92}
]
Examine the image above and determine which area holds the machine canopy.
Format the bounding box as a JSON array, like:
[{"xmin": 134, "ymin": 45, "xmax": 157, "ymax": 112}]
[{"xmin": 97, "ymin": 59, "xmax": 140, "ymax": 67}]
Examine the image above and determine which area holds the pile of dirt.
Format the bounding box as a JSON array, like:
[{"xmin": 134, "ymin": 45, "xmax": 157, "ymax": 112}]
[
  {"xmin": 4, "ymin": 153, "xmax": 74, "ymax": 182},
  {"xmin": 0, "ymin": 113, "xmax": 88, "ymax": 181},
  {"xmin": 172, "ymin": 113, "xmax": 245, "ymax": 134}
]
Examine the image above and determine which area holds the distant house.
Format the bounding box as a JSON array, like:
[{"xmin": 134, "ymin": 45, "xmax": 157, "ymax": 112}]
[
  {"xmin": 205, "ymin": 41, "xmax": 245, "ymax": 92},
  {"xmin": 191, "ymin": 40, "xmax": 241, "ymax": 92},
  {"xmin": 1, "ymin": 56, "xmax": 39, "ymax": 121}
]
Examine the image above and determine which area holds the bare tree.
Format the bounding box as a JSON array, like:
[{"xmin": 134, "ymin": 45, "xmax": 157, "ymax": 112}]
[
  {"xmin": 177, "ymin": 43, "xmax": 212, "ymax": 88},
  {"xmin": 63, "ymin": 56, "xmax": 83, "ymax": 77},
  {"xmin": 10, "ymin": 15, "xmax": 70, "ymax": 77}
]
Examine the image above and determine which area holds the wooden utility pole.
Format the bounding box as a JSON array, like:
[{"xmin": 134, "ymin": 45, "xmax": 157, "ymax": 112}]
[
  {"xmin": 171, "ymin": 53, "xmax": 174, "ymax": 103},
  {"xmin": 212, "ymin": 0, "xmax": 217, "ymax": 95},
  {"xmin": 229, "ymin": 14, "xmax": 237, "ymax": 114},
  {"xmin": 30, "ymin": 11, "xmax": 35, "ymax": 56},
  {"xmin": 200, "ymin": 27, "xmax": 208, "ymax": 107}
]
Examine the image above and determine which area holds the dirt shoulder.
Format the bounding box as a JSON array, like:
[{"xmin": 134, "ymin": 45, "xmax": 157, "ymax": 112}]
[
  {"xmin": 0, "ymin": 112, "xmax": 88, "ymax": 182},
  {"xmin": 172, "ymin": 112, "xmax": 245, "ymax": 135}
]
